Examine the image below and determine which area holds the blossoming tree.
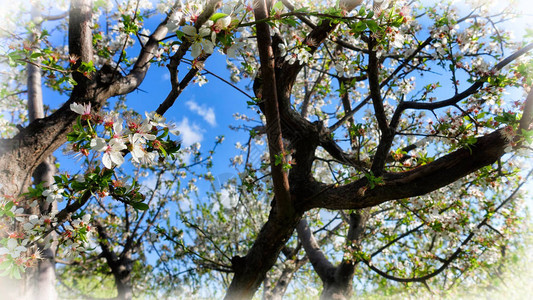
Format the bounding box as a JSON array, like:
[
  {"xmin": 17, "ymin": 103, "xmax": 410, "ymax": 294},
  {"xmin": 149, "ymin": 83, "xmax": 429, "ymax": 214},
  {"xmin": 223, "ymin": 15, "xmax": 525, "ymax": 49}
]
[{"xmin": 0, "ymin": 0, "xmax": 532, "ymax": 299}]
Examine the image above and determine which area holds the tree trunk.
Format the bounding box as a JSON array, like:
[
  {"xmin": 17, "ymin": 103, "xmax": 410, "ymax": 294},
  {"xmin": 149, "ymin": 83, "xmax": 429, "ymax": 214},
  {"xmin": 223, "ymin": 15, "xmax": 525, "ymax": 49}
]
[
  {"xmin": 115, "ymin": 267, "xmax": 133, "ymax": 300},
  {"xmin": 296, "ymin": 211, "xmax": 369, "ymax": 300},
  {"xmin": 225, "ymin": 206, "xmax": 303, "ymax": 299},
  {"xmin": 320, "ymin": 210, "xmax": 368, "ymax": 300},
  {"xmin": 22, "ymin": 2, "xmax": 58, "ymax": 298},
  {"xmin": 95, "ymin": 221, "xmax": 134, "ymax": 300}
]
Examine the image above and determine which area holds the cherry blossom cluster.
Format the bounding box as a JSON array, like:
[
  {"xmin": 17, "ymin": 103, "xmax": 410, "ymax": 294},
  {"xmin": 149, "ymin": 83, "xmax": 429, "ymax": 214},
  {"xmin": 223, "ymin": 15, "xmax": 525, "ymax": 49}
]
[
  {"xmin": 156, "ymin": 1, "xmax": 243, "ymax": 62},
  {"xmin": 0, "ymin": 193, "xmax": 92, "ymax": 278},
  {"xmin": 69, "ymin": 102, "xmax": 180, "ymax": 169}
]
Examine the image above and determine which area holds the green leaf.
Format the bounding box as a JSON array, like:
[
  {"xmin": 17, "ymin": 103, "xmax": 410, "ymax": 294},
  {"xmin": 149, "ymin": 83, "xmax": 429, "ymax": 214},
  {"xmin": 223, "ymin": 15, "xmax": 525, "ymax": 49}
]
[
  {"xmin": 210, "ymin": 13, "xmax": 228, "ymax": 22},
  {"xmin": 30, "ymin": 52, "xmax": 43, "ymax": 59},
  {"xmin": 352, "ymin": 21, "xmax": 366, "ymax": 33},
  {"xmin": 281, "ymin": 18, "xmax": 298, "ymax": 27},
  {"xmin": 131, "ymin": 202, "xmax": 149, "ymax": 210},
  {"xmin": 157, "ymin": 127, "xmax": 169, "ymax": 140},
  {"xmin": 0, "ymin": 260, "xmax": 11, "ymax": 270},
  {"xmin": 272, "ymin": 1, "xmax": 283, "ymax": 12},
  {"xmin": 4, "ymin": 201, "xmax": 14, "ymax": 211},
  {"xmin": 11, "ymin": 266, "xmax": 21, "ymax": 279},
  {"xmin": 366, "ymin": 20, "xmax": 379, "ymax": 33}
]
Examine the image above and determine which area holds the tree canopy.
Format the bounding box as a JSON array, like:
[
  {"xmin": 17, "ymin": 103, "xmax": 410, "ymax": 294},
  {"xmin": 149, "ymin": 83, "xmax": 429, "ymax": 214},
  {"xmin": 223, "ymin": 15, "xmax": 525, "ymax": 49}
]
[{"xmin": 0, "ymin": 0, "xmax": 532, "ymax": 299}]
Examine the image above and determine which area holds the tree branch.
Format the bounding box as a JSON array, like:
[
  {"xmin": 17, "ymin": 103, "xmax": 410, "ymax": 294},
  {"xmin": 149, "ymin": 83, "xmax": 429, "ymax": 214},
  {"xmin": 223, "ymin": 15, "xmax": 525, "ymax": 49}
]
[
  {"xmin": 399, "ymin": 43, "xmax": 533, "ymax": 111},
  {"xmin": 306, "ymin": 127, "xmax": 510, "ymax": 210},
  {"xmin": 254, "ymin": 0, "xmax": 292, "ymax": 216},
  {"xmin": 296, "ymin": 218, "xmax": 335, "ymax": 282}
]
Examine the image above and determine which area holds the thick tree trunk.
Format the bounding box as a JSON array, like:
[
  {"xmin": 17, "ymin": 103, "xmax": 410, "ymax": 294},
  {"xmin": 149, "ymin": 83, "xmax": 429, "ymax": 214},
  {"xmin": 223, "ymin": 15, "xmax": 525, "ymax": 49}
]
[
  {"xmin": 225, "ymin": 207, "xmax": 303, "ymax": 299},
  {"xmin": 225, "ymin": 2, "xmax": 304, "ymax": 298},
  {"xmin": 115, "ymin": 264, "xmax": 133, "ymax": 300},
  {"xmin": 0, "ymin": 0, "xmax": 94, "ymax": 198},
  {"xmin": 319, "ymin": 211, "xmax": 369, "ymax": 300}
]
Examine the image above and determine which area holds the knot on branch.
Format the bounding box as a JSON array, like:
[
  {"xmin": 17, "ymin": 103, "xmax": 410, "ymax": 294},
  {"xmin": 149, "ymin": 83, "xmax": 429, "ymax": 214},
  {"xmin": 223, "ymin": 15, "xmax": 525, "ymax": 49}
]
[
  {"xmin": 97, "ymin": 63, "xmax": 123, "ymax": 85},
  {"xmin": 231, "ymin": 255, "xmax": 247, "ymax": 273}
]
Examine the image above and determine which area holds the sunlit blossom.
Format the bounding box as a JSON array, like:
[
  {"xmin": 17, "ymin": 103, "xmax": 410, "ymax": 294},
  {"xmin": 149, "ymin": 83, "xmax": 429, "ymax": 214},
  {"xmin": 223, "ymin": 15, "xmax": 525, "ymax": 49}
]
[
  {"xmin": 90, "ymin": 137, "xmax": 127, "ymax": 168},
  {"xmin": 182, "ymin": 25, "xmax": 214, "ymax": 58},
  {"xmin": 70, "ymin": 102, "xmax": 91, "ymax": 118},
  {"xmin": 42, "ymin": 184, "xmax": 64, "ymax": 204}
]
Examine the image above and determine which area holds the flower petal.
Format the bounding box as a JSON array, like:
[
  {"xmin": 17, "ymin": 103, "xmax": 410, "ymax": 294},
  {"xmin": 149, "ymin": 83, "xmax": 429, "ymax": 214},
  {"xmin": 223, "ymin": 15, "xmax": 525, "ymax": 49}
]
[{"xmin": 182, "ymin": 25, "xmax": 197, "ymax": 37}]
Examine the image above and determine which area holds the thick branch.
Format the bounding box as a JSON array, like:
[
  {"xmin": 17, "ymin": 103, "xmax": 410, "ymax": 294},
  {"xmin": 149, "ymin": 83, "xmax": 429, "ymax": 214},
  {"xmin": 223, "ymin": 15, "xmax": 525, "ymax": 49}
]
[
  {"xmin": 111, "ymin": 2, "xmax": 179, "ymax": 95},
  {"xmin": 0, "ymin": 0, "xmax": 99, "ymax": 197},
  {"xmin": 367, "ymin": 40, "xmax": 388, "ymax": 134},
  {"xmin": 296, "ymin": 218, "xmax": 335, "ymax": 282},
  {"xmin": 307, "ymin": 128, "xmax": 509, "ymax": 210},
  {"xmin": 254, "ymin": 0, "xmax": 292, "ymax": 216},
  {"xmin": 69, "ymin": 0, "xmax": 93, "ymax": 84}
]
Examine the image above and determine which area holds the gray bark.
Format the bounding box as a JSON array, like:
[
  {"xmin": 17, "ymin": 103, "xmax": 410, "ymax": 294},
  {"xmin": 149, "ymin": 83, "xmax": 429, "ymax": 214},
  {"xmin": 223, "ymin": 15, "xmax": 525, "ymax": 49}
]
[{"xmin": 25, "ymin": 2, "xmax": 58, "ymax": 299}]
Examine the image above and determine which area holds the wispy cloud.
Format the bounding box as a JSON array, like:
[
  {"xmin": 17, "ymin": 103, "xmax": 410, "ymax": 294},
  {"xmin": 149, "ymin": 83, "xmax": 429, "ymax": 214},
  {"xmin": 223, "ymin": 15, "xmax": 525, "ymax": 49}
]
[
  {"xmin": 175, "ymin": 117, "xmax": 203, "ymax": 146},
  {"xmin": 185, "ymin": 100, "xmax": 217, "ymax": 126}
]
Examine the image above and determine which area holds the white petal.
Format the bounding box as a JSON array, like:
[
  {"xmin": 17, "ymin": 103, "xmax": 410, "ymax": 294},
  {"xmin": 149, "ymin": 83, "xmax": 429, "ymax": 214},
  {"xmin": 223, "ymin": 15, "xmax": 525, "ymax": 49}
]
[
  {"xmin": 7, "ymin": 239, "xmax": 17, "ymax": 249},
  {"xmin": 102, "ymin": 153, "xmax": 113, "ymax": 169},
  {"xmin": 110, "ymin": 152, "xmax": 125, "ymax": 166},
  {"xmin": 182, "ymin": 25, "xmax": 197, "ymax": 36},
  {"xmin": 110, "ymin": 138, "xmax": 127, "ymax": 151},
  {"xmin": 199, "ymin": 27, "xmax": 211, "ymax": 38},
  {"xmin": 191, "ymin": 43, "xmax": 202, "ymax": 58},
  {"xmin": 215, "ymin": 16, "xmax": 231, "ymax": 31},
  {"xmin": 82, "ymin": 214, "xmax": 91, "ymax": 223},
  {"xmin": 202, "ymin": 40, "xmax": 214, "ymax": 54},
  {"xmin": 90, "ymin": 138, "xmax": 107, "ymax": 152},
  {"xmin": 70, "ymin": 103, "xmax": 84, "ymax": 114}
]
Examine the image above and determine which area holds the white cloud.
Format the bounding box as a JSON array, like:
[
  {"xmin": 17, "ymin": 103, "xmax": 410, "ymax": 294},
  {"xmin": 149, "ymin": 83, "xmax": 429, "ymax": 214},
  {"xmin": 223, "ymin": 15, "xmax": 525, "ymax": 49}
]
[
  {"xmin": 212, "ymin": 185, "xmax": 238, "ymax": 213},
  {"xmin": 175, "ymin": 117, "xmax": 204, "ymax": 146},
  {"xmin": 220, "ymin": 186, "xmax": 238, "ymax": 209},
  {"xmin": 185, "ymin": 100, "xmax": 217, "ymax": 126}
]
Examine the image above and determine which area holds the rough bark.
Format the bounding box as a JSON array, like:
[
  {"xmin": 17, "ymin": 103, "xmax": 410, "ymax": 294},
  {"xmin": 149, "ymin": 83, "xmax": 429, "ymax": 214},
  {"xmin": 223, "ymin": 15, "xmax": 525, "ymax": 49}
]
[
  {"xmin": 0, "ymin": 0, "xmax": 97, "ymax": 198},
  {"xmin": 253, "ymin": 0, "xmax": 292, "ymax": 217},
  {"xmin": 224, "ymin": 2, "xmax": 300, "ymax": 298},
  {"xmin": 0, "ymin": 0, "xmax": 186, "ymax": 200},
  {"xmin": 306, "ymin": 129, "xmax": 510, "ymax": 210}
]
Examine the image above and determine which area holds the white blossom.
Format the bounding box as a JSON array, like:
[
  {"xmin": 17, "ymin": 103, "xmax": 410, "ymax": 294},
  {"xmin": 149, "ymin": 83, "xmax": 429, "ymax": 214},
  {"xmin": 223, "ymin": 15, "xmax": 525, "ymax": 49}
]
[
  {"xmin": 70, "ymin": 102, "xmax": 91, "ymax": 115},
  {"xmin": 182, "ymin": 25, "xmax": 214, "ymax": 58},
  {"xmin": 0, "ymin": 239, "xmax": 27, "ymax": 258},
  {"xmin": 42, "ymin": 184, "xmax": 64, "ymax": 204}
]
